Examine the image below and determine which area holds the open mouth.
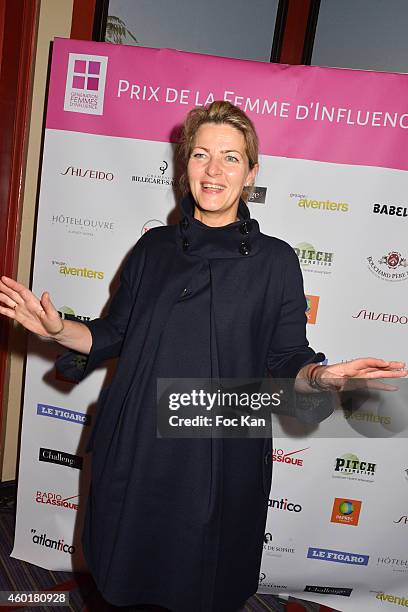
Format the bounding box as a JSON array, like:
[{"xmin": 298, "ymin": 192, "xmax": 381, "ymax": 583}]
[{"xmin": 201, "ymin": 183, "xmax": 225, "ymax": 193}]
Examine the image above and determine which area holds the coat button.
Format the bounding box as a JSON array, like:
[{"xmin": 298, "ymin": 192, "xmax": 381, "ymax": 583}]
[
  {"xmin": 239, "ymin": 221, "xmax": 252, "ymax": 235},
  {"xmin": 239, "ymin": 241, "xmax": 251, "ymax": 256},
  {"xmin": 181, "ymin": 288, "xmax": 189, "ymax": 297},
  {"xmin": 264, "ymin": 451, "xmax": 271, "ymax": 465},
  {"xmin": 182, "ymin": 238, "xmax": 190, "ymax": 251},
  {"xmin": 180, "ymin": 217, "xmax": 189, "ymax": 230}
]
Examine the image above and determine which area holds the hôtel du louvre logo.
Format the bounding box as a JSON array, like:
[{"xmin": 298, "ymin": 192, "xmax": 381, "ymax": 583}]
[{"xmin": 64, "ymin": 53, "xmax": 108, "ymax": 115}]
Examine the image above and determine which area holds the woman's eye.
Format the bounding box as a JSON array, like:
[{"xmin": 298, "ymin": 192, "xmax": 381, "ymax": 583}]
[
  {"xmin": 226, "ymin": 155, "xmax": 239, "ymax": 163},
  {"xmin": 192, "ymin": 152, "xmax": 206, "ymax": 159}
]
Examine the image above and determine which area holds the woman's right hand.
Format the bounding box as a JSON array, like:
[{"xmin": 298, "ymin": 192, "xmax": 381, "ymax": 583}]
[{"xmin": 0, "ymin": 276, "xmax": 64, "ymax": 338}]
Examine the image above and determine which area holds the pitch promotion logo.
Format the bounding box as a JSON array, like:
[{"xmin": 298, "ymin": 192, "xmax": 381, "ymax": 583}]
[
  {"xmin": 268, "ymin": 497, "xmax": 302, "ymax": 512},
  {"xmin": 52, "ymin": 260, "xmax": 104, "ymax": 280},
  {"xmin": 307, "ymin": 547, "xmax": 369, "ymax": 565},
  {"xmin": 353, "ymin": 308, "xmax": 408, "ymax": 325},
  {"xmin": 37, "ymin": 403, "xmax": 91, "ymax": 426},
  {"xmin": 377, "ymin": 555, "xmax": 408, "ymax": 573},
  {"xmin": 333, "ymin": 453, "xmax": 376, "ymax": 483},
  {"xmin": 291, "ymin": 193, "xmax": 349, "ymax": 213},
  {"xmin": 57, "ymin": 306, "xmax": 91, "ymax": 323},
  {"xmin": 64, "ymin": 53, "xmax": 108, "ymax": 115},
  {"xmin": 294, "ymin": 243, "xmax": 334, "ymax": 274},
  {"xmin": 263, "ymin": 532, "xmax": 295, "ymax": 557},
  {"xmin": 330, "ymin": 497, "xmax": 362, "ymax": 526},
  {"xmin": 141, "ymin": 219, "xmax": 165, "ymax": 235},
  {"xmin": 367, "ymin": 251, "xmax": 408, "ymax": 282},
  {"xmin": 272, "ymin": 447, "xmax": 309, "ymax": 468},
  {"xmin": 248, "ymin": 186, "xmax": 267, "ymax": 204},
  {"xmin": 31, "ymin": 528, "xmax": 75, "ymax": 554},
  {"xmin": 373, "ymin": 203, "xmax": 408, "ymax": 217},
  {"xmin": 305, "ymin": 586, "xmax": 352, "ymax": 597},
  {"xmin": 394, "ymin": 515, "xmax": 408, "ymax": 526},
  {"xmin": 132, "ymin": 160, "xmax": 175, "ymax": 188},
  {"xmin": 375, "ymin": 592, "xmax": 408, "ymax": 606},
  {"xmin": 39, "ymin": 448, "xmax": 83, "ymax": 470},
  {"xmin": 35, "ymin": 491, "xmax": 79, "ymax": 511},
  {"xmin": 305, "ymin": 294, "xmax": 319, "ymax": 324}
]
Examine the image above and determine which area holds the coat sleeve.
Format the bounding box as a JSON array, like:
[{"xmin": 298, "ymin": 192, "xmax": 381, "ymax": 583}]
[
  {"xmin": 55, "ymin": 241, "xmax": 146, "ymax": 382},
  {"xmin": 266, "ymin": 246, "xmax": 325, "ymax": 379}
]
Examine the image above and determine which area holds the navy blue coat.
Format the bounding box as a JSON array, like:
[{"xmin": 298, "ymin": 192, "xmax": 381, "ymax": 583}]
[{"xmin": 58, "ymin": 195, "xmax": 324, "ymax": 612}]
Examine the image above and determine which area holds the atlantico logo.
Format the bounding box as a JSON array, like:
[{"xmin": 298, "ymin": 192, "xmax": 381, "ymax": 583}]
[
  {"xmin": 294, "ymin": 243, "xmax": 334, "ymax": 274},
  {"xmin": 60, "ymin": 167, "xmax": 114, "ymax": 181},
  {"xmin": 272, "ymin": 447, "xmax": 309, "ymax": 467},
  {"xmin": 373, "ymin": 203, "xmax": 408, "ymax": 217},
  {"xmin": 268, "ymin": 497, "xmax": 302, "ymax": 512},
  {"xmin": 35, "ymin": 491, "xmax": 79, "ymax": 511},
  {"xmin": 64, "ymin": 53, "xmax": 108, "ymax": 115},
  {"xmin": 296, "ymin": 197, "xmax": 349, "ymax": 212},
  {"xmin": 330, "ymin": 497, "xmax": 362, "ymax": 526},
  {"xmin": 394, "ymin": 515, "xmax": 408, "ymax": 526},
  {"xmin": 353, "ymin": 309, "xmax": 408, "ymax": 325},
  {"xmin": 141, "ymin": 219, "xmax": 165, "ymax": 235},
  {"xmin": 307, "ymin": 547, "xmax": 369, "ymax": 565},
  {"xmin": 57, "ymin": 306, "xmax": 91, "ymax": 323},
  {"xmin": 132, "ymin": 160, "xmax": 175, "ymax": 187},
  {"xmin": 52, "ymin": 260, "xmax": 104, "ymax": 280},
  {"xmin": 31, "ymin": 528, "xmax": 75, "ymax": 554},
  {"xmin": 375, "ymin": 592, "xmax": 408, "ymax": 606},
  {"xmin": 367, "ymin": 251, "xmax": 408, "ymax": 282},
  {"xmin": 334, "ymin": 453, "xmax": 376, "ymax": 482},
  {"xmin": 248, "ymin": 186, "xmax": 267, "ymax": 204},
  {"xmin": 37, "ymin": 403, "xmax": 91, "ymax": 426},
  {"xmin": 377, "ymin": 556, "xmax": 408, "ymax": 573},
  {"xmin": 39, "ymin": 448, "xmax": 83, "ymax": 470},
  {"xmin": 305, "ymin": 294, "xmax": 319, "ymax": 324},
  {"xmin": 305, "ymin": 586, "xmax": 352, "ymax": 597}
]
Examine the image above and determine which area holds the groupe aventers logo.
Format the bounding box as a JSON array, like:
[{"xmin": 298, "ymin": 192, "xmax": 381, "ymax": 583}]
[{"xmin": 64, "ymin": 53, "xmax": 108, "ymax": 115}]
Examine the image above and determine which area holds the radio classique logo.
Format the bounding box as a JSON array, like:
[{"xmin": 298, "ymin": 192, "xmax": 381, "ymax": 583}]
[
  {"xmin": 272, "ymin": 447, "xmax": 309, "ymax": 468},
  {"xmin": 64, "ymin": 53, "xmax": 108, "ymax": 115}
]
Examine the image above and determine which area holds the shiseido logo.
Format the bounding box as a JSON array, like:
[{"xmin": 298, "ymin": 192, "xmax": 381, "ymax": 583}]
[
  {"xmin": 394, "ymin": 515, "xmax": 408, "ymax": 525},
  {"xmin": 353, "ymin": 309, "xmax": 408, "ymax": 325},
  {"xmin": 61, "ymin": 167, "xmax": 114, "ymax": 180},
  {"xmin": 38, "ymin": 447, "xmax": 83, "ymax": 470},
  {"xmin": 373, "ymin": 203, "xmax": 408, "ymax": 217},
  {"xmin": 367, "ymin": 251, "xmax": 408, "ymax": 282}
]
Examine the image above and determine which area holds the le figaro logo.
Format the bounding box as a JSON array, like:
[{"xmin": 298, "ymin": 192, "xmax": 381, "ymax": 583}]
[
  {"xmin": 35, "ymin": 491, "xmax": 79, "ymax": 511},
  {"xmin": 37, "ymin": 403, "xmax": 91, "ymax": 426},
  {"xmin": 290, "ymin": 193, "xmax": 349, "ymax": 213},
  {"xmin": 64, "ymin": 53, "xmax": 108, "ymax": 115},
  {"xmin": 367, "ymin": 251, "xmax": 408, "ymax": 282},
  {"xmin": 52, "ymin": 260, "xmax": 104, "ymax": 280},
  {"xmin": 333, "ymin": 453, "xmax": 376, "ymax": 483},
  {"xmin": 294, "ymin": 243, "xmax": 334, "ymax": 274},
  {"xmin": 330, "ymin": 497, "xmax": 362, "ymax": 526},
  {"xmin": 272, "ymin": 446, "xmax": 309, "ymax": 468},
  {"xmin": 307, "ymin": 547, "xmax": 369, "ymax": 566},
  {"xmin": 31, "ymin": 528, "xmax": 75, "ymax": 555}
]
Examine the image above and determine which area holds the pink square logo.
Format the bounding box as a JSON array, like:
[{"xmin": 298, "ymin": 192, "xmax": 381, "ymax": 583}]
[
  {"xmin": 74, "ymin": 60, "xmax": 86, "ymax": 72},
  {"xmin": 72, "ymin": 75, "xmax": 85, "ymax": 89},
  {"xmin": 64, "ymin": 53, "xmax": 108, "ymax": 115},
  {"xmin": 87, "ymin": 77, "xmax": 99, "ymax": 91},
  {"xmin": 88, "ymin": 61, "xmax": 100, "ymax": 75}
]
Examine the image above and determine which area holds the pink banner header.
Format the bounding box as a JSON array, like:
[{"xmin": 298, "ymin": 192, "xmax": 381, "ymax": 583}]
[{"xmin": 47, "ymin": 38, "xmax": 408, "ymax": 171}]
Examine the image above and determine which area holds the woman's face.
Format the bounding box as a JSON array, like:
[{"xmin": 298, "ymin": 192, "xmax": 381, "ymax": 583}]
[{"xmin": 187, "ymin": 122, "xmax": 258, "ymax": 222}]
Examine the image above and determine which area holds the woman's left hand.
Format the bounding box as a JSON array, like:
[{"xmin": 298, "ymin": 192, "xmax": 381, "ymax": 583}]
[{"xmin": 314, "ymin": 357, "xmax": 407, "ymax": 392}]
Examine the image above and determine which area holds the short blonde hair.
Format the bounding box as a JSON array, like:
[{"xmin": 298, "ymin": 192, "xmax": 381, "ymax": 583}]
[{"xmin": 178, "ymin": 100, "xmax": 259, "ymax": 202}]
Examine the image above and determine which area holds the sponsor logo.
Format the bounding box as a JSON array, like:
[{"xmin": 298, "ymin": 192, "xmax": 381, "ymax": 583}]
[
  {"xmin": 52, "ymin": 260, "xmax": 104, "ymax": 280},
  {"xmin": 293, "ymin": 194, "xmax": 349, "ymax": 213},
  {"xmin": 394, "ymin": 515, "xmax": 408, "ymax": 525},
  {"xmin": 132, "ymin": 160, "xmax": 175, "ymax": 188},
  {"xmin": 344, "ymin": 408, "xmax": 391, "ymax": 426},
  {"xmin": 373, "ymin": 203, "xmax": 408, "ymax": 217},
  {"xmin": 353, "ymin": 309, "xmax": 408, "ymax": 325},
  {"xmin": 248, "ymin": 186, "xmax": 267, "ymax": 204},
  {"xmin": 294, "ymin": 242, "xmax": 334, "ymax": 274},
  {"xmin": 307, "ymin": 547, "xmax": 369, "ymax": 565},
  {"xmin": 330, "ymin": 497, "xmax": 362, "ymax": 526},
  {"xmin": 31, "ymin": 528, "xmax": 75, "ymax": 554},
  {"xmin": 268, "ymin": 497, "xmax": 302, "ymax": 512},
  {"xmin": 377, "ymin": 556, "xmax": 408, "ymax": 573},
  {"xmin": 37, "ymin": 403, "xmax": 91, "ymax": 426},
  {"xmin": 60, "ymin": 166, "xmax": 114, "ymax": 181},
  {"xmin": 258, "ymin": 573, "xmax": 287, "ymax": 590},
  {"xmin": 272, "ymin": 447, "xmax": 309, "ymax": 467},
  {"xmin": 141, "ymin": 219, "xmax": 165, "ymax": 235},
  {"xmin": 367, "ymin": 251, "xmax": 408, "ymax": 282},
  {"xmin": 51, "ymin": 214, "xmax": 115, "ymax": 237},
  {"xmin": 333, "ymin": 453, "xmax": 376, "ymax": 483},
  {"xmin": 305, "ymin": 586, "xmax": 352, "ymax": 597},
  {"xmin": 305, "ymin": 294, "xmax": 319, "ymax": 324},
  {"xmin": 35, "ymin": 491, "xmax": 79, "ymax": 511},
  {"xmin": 39, "ymin": 447, "xmax": 82, "ymax": 470},
  {"xmin": 375, "ymin": 592, "xmax": 408, "ymax": 605},
  {"xmin": 64, "ymin": 53, "xmax": 108, "ymax": 115},
  {"xmin": 57, "ymin": 306, "xmax": 91, "ymax": 323},
  {"xmin": 263, "ymin": 533, "xmax": 295, "ymax": 557}
]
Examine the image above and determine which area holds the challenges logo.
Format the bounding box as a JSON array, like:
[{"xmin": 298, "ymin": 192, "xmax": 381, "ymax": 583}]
[
  {"xmin": 31, "ymin": 528, "xmax": 75, "ymax": 554},
  {"xmin": 367, "ymin": 251, "xmax": 408, "ymax": 282},
  {"xmin": 330, "ymin": 497, "xmax": 362, "ymax": 526},
  {"xmin": 294, "ymin": 243, "xmax": 334, "ymax": 274},
  {"xmin": 64, "ymin": 53, "xmax": 108, "ymax": 115},
  {"xmin": 39, "ymin": 448, "xmax": 83, "ymax": 470}
]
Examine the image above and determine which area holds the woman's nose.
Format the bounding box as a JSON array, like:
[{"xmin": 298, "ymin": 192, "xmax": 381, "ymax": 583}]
[{"xmin": 205, "ymin": 157, "xmax": 222, "ymax": 176}]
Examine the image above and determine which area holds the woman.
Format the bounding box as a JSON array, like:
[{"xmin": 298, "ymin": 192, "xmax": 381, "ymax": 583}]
[{"xmin": 0, "ymin": 101, "xmax": 405, "ymax": 612}]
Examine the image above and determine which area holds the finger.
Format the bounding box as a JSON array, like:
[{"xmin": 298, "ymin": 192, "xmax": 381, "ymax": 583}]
[
  {"xmin": 0, "ymin": 293, "xmax": 18, "ymax": 309},
  {"xmin": 364, "ymin": 369, "xmax": 408, "ymax": 379},
  {"xmin": 0, "ymin": 304, "xmax": 17, "ymax": 319},
  {"xmin": 40, "ymin": 292, "xmax": 58, "ymax": 316},
  {"xmin": 347, "ymin": 357, "xmax": 391, "ymax": 368},
  {"xmin": 0, "ymin": 279, "xmax": 25, "ymax": 305}
]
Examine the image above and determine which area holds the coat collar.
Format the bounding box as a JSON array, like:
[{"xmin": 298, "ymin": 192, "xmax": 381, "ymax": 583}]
[{"xmin": 178, "ymin": 192, "xmax": 261, "ymax": 259}]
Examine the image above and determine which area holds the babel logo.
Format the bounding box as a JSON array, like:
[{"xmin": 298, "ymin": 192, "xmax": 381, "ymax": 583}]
[
  {"xmin": 305, "ymin": 294, "xmax": 319, "ymax": 324},
  {"xmin": 330, "ymin": 497, "xmax": 362, "ymax": 526},
  {"xmin": 64, "ymin": 53, "xmax": 108, "ymax": 115}
]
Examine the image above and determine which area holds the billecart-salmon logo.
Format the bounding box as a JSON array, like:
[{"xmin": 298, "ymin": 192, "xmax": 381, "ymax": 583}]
[{"xmin": 64, "ymin": 53, "xmax": 108, "ymax": 115}]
